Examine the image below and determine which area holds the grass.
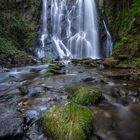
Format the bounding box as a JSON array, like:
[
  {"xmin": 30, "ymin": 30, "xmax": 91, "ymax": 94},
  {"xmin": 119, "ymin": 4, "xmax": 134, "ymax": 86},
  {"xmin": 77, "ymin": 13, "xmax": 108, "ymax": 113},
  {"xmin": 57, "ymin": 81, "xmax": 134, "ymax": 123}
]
[
  {"xmin": 66, "ymin": 85, "xmax": 102, "ymax": 105},
  {"xmin": 41, "ymin": 105, "xmax": 93, "ymax": 140}
]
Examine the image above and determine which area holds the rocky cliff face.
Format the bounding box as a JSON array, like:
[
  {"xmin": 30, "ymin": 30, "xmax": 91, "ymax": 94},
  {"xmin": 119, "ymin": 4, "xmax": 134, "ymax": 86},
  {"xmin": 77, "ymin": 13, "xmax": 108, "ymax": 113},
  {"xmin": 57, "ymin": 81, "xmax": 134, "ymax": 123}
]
[
  {"xmin": 0, "ymin": 0, "xmax": 40, "ymax": 67},
  {"xmin": 100, "ymin": 0, "xmax": 140, "ymax": 63}
]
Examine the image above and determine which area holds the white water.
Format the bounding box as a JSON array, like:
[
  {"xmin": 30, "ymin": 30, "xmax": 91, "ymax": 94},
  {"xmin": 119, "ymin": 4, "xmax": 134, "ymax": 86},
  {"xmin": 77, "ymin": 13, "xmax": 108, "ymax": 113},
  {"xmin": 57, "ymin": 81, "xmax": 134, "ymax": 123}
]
[
  {"xmin": 68, "ymin": 0, "xmax": 100, "ymax": 59},
  {"xmin": 37, "ymin": 0, "xmax": 48, "ymax": 58},
  {"xmin": 103, "ymin": 20, "xmax": 113, "ymax": 56},
  {"xmin": 37, "ymin": 0, "xmax": 100, "ymax": 59}
]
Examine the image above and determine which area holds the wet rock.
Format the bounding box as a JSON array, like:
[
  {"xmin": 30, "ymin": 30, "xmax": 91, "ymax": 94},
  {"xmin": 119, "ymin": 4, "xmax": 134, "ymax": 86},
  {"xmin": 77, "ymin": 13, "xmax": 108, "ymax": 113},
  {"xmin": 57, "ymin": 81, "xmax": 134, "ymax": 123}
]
[
  {"xmin": 0, "ymin": 84, "xmax": 10, "ymax": 92},
  {"xmin": 123, "ymin": 83, "xmax": 128, "ymax": 86},
  {"xmin": 42, "ymin": 64, "xmax": 65, "ymax": 76},
  {"xmin": 103, "ymin": 57, "xmax": 118, "ymax": 68},
  {"xmin": 115, "ymin": 64, "xmax": 136, "ymax": 69},
  {"xmin": 112, "ymin": 88, "xmax": 140, "ymax": 105},
  {"xmin": 41, "ymin": 58, "xmax": 54, "ymax": 64},
  {"xmin": 0, "ymin": 68, "xmax": 10, "ymax": 72},
  {"xmin": 130, "ymin": 104, "xmax": 140, "ymax": 115},
  {"xmin": 30, "ymin": 68, "xmax": 41, "ymax": 73},
  {"xmin": 71, "ymin": 58, "xmax": 97, "ymax": 67},
  {"xmin": 28, "ymin": 86, "xmax": 45, "ymax": 97},
  {"xmin": 0, "ymin": 113, "xmax": 24, "ymax": 139},
  {"xmin": 19, "ymin": 86, "xmax": 28, "ymax": 95},
  {"xmin": 48, "ymin": 68, "xmax": 65, "ymax": 75},
  {"xmin": 118, "ymin": 55, "xmax": 131, "ymax": 61},
  {"xmin": 107, "ymin": 73, "xmax": 130, "ymax": 80},
  {"xmin": 61, "ymin": 95, "xmax": 68, "ymax": 100},
  {"xmin": 82, "ymin": 77, "xmax": 96, "ymax": 82}
]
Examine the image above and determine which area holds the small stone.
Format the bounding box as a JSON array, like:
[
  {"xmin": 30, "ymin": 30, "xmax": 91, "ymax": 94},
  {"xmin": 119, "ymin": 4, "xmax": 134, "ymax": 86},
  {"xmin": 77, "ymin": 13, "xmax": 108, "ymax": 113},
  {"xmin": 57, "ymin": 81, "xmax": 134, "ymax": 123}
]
[{"xmin": 123, "ymin": 83, "xmax": 128, "ymax": 86}]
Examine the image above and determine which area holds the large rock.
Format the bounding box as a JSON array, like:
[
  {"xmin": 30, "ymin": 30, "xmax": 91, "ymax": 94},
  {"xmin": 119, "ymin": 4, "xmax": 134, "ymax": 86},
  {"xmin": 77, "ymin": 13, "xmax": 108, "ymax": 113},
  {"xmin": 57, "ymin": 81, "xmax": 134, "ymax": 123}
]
[
  {"xmin": 41, "ymin": 105, "xmax": 93, "ymax": 140},
  {"xmin": 66, "ymin": 85, "xmax": 102, "ymax": 105},
  {"xmin": 0, "ymin": 113, "xmax": 24, "ymax": 139},
  {"xmin": 103, "ymin": 57, "xmax": 118, "ymax": 68}
]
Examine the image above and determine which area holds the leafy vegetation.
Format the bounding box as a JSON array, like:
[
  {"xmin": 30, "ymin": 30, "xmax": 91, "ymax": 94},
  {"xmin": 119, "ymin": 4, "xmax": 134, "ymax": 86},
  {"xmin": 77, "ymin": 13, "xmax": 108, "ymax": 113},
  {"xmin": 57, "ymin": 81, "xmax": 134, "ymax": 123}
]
[
  {"xmin": 105, "ymin": 0, "xmax": 140, "ymax": 60},
  {"xmin": 0, "ymin": 37, "xmax": 18, "ymax": 55},
  {"xmin": 0, "ymin": 0, "xmax": 40, "ymax": 60}
]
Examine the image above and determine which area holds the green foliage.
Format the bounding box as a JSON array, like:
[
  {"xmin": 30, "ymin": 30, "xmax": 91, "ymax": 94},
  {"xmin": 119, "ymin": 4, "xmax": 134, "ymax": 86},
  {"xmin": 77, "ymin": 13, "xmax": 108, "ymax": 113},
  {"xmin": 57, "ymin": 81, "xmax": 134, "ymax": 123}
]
[
  {"xmin": 24, "ymin": 32, "xmax": 36, "ymax": 48},
  {"xmin": 66, "ymin": 85, "xmax": 102, "ymax": 105},
  {"xmin": 0, "ymin": 37, "xmax": 18, "ymax": 55},
  {"xmin": 0, "ymin": 0, "xmax": 40, "ymax": 51},
  {"xmin": 106, "ymin": 0, "xmax": 140, "ymax": 58},
  {"xmin": 41, "ymin": 105, "xmax": 93, "ymax": 140}
]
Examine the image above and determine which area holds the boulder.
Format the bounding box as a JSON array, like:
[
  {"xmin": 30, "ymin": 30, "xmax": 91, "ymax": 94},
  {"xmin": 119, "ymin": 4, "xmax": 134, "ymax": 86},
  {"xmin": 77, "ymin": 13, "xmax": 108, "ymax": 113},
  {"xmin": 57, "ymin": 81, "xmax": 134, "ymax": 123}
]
[
  {"xmin": 103, "ymin": 57, "xmax": 118, "ymax": 68},
  {"xmin": 41, "ymin": 105, "xmax": 93, "ymax": 140},
  {"xmin": 0, "ymin": 113, "xmax": 24, "ymax": 139},
  {"xmin": 66, "ymin": 85, "xmax": 102, "ymax": 105}
]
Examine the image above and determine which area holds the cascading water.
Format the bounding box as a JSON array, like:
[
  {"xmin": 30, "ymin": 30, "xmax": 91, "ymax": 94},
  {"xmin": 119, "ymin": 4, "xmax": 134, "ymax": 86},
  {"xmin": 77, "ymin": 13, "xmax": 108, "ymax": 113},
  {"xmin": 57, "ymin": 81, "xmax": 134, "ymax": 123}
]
[
  {"xmin": 103, "ymin": 20, "xmax": 113, "ymax": 56},
  {"xmin": 50, "ymin": 0, "xmax": 72, "ymax": 59},
  {"xmin": 68, "ymin": 0, "xmax": 100, "ymax": 59},
  {"xmin": 37, "ymin": 0, "xmax": 48, "ymax": 58},
  {"xmin": 37, "ymin": 0, "xmax": 100, "ymax": 59}
]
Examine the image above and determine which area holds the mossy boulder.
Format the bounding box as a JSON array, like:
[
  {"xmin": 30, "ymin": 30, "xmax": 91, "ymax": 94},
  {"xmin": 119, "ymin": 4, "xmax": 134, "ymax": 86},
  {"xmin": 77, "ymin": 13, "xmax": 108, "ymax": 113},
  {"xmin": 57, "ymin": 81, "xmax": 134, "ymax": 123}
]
[
  {"xmin": 132, "ymin": 57, "xmax": 140, "ymax": 65},
  {"xmin": 41, "ymin": 105, "xmax": 93, "ymax": 140},
  {"xmin": 42, "ymin": 64, "xmax": 65, "ymax": 77},
  {"xmin": 103, "ymin": 57, "xmax": 118, "ymax": 68},
  {"xmin": 71, "ymin": 58, "xmax": 97, "ymax": 67},
  {"xmin": 66, "ymin": 85, "xmax": 102, "ymax": 105},
  {"xmin": 41, "ymin": 58, "xmax": 54, "ymax": 64}
]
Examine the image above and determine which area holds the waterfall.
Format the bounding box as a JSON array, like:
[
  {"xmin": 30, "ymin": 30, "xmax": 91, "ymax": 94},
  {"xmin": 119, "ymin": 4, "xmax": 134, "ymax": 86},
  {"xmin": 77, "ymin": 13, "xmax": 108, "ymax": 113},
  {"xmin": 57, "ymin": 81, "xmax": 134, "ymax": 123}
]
[
  {"xmin": 68, "ymin": 0, "xmax": 100, "ymax": 59},
  {"xmin": 50, "ymin": 0, "xmax": 72, "ymax": 59},
  {"xmin": 36, "ymin": 0, "xmax": 48, "ymax": 58},
  {"xmin": 103, "ymin": 20, "xmax": 113, "ymax": 56},
  {"xmin": 37, "ymin": 0, "xmax": 100, "ymax": 59}
]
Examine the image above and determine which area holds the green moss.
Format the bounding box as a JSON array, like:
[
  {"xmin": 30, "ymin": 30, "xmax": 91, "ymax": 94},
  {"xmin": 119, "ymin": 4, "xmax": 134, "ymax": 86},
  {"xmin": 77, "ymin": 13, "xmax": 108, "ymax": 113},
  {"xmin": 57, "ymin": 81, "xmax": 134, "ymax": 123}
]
[
  {"xmin": 72, "ymin": 59, "xmax": 97, "ymax": 67},
  {"xmin": 132, "ymin": 58, "xmax": 140, "ymax": 64},
  {"xmin": 66, "ymin": 85, "xmax": 102, "ymax": 105},
  {"xmin": 41, "ymin": 64, "xmax": 64, "ymax": 77},
  {"xmin": 103, "ymin": 57, "xmax": 118, "ymax": 67},
  {"xmin": 42, "ymin": 58, "xmax": 54, "ymax": 64},
  {"xmin": 41, "ymin": 105, "xmax": 93, "ymax": 140}
]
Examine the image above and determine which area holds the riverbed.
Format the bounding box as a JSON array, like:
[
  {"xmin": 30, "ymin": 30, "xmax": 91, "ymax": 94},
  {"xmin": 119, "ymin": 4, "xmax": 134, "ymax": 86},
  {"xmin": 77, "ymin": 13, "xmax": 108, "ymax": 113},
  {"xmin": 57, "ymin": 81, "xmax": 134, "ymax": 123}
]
[{"xmin": 0, "ymin": 63, "xmax": 139, "ymax": 140}]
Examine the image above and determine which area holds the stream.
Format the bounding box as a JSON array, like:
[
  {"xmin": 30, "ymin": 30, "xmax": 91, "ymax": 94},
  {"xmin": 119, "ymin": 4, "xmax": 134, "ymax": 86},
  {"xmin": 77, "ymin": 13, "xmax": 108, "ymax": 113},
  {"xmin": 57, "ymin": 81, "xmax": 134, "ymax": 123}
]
[{"xmin": 0, "ymin": 63, "xmax": 140, "ymax": 140}]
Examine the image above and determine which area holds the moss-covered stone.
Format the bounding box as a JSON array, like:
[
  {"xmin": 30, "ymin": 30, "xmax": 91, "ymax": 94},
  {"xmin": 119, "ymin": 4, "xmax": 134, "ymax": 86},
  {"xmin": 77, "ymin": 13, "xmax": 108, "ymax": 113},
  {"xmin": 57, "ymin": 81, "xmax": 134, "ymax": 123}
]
[
  {"xmin": 132, "ymin": 58, "xmax": 140, "ymax": 65},
  {"xmin": 41, "ymin": 105, "xmax": 93, "ymax": 140},
  {"xmin": 66, "ymin": 85, "xmax": 102, "ymax": 105},
  {"xmin": 103, "ymin": 57, "xmax": 118, "ymax": 68},
  {"xmin": 41, "ymin": 58, "xmax": 55, "ymax": 64},
  {"xmin": 71, "ymin": 59, "xmax": 97, "ymax": 67},
  {"xmin": 41, "ymin": 64, "xmax": 65, "ymax": 77}
]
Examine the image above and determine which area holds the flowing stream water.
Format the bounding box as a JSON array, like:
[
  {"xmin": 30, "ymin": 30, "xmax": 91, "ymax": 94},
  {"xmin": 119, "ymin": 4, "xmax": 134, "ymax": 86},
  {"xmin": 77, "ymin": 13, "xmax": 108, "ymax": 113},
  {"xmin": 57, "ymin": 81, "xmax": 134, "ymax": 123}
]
[{"xmin": 0, "ymin": 63, "xmax": 139, "ymax": 140}]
